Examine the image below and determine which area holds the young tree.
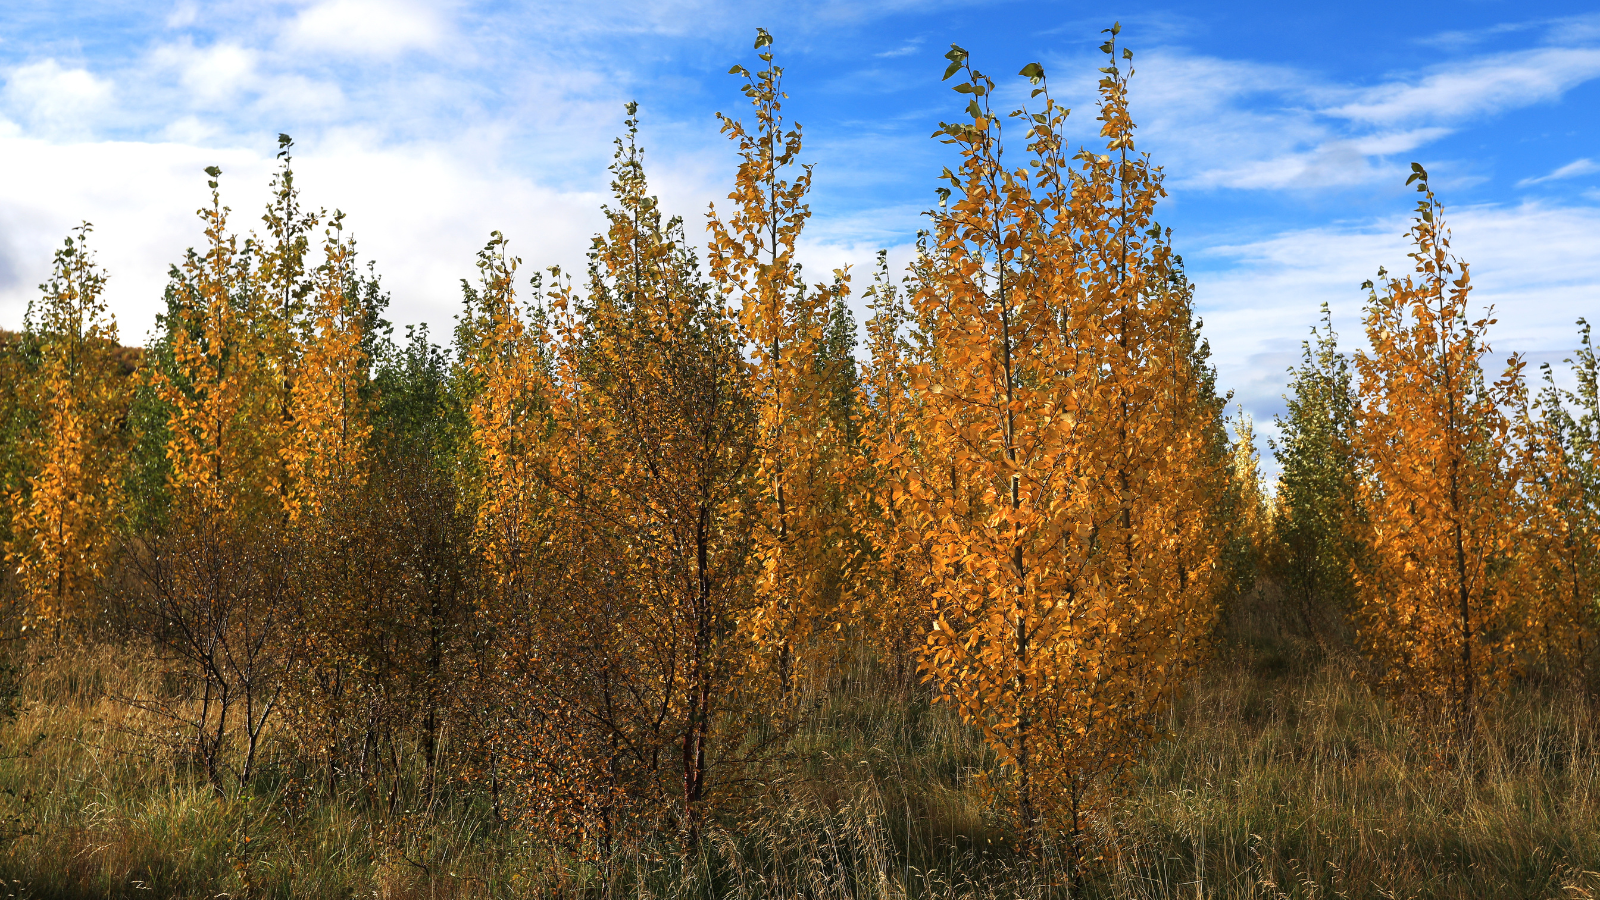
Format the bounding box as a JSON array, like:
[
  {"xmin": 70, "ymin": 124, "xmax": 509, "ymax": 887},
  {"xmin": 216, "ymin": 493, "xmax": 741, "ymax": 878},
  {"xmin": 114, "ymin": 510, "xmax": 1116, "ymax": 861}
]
[
  {"xmin": 125, "ymin": 510, "xmax": 290, "ymax": 793},
  {"xmin": 479, "ymin": 108, "xmax": 762, "ymax": 852},
  {"xmin": 1352, "ymin": 164, "xmax": 1526, "ymax": 738},
  {"xmin": 850, "ymin": 251, "xmax": 939, "ymax": 683},
  {"xmin": 130, "ymin": 165, "xmax": 295, "ymax": 792},
  {"xmin": 284, "ymin": 443, "xmax": 474, "ymax": 807},
  {"xmin": 708, "ymin": 30, "xmax": 854, "ymax": 692},
  {"xmin": 1269, "ymin": 306, "xmax": 1362, "ymax": 645},
  {"xmin": 255, "ymin": 135, "xmax": 319, "ymax": 516},
  {"xmin": 284, "ymin": 212, "xmax": 373, "ymax": 522},
  {"xmin": 1516, "ymin": 320, "xmax": 1599, "ymax": 682},
  {"xmin": 7, "ymin": 225, "xmax": 129, "ymax": 637},
  {"xmin": 1220, "ymin": 410, "xmax": 1269, "ymax": 602},
  {"xmin": 877, "ymin": 31, "xmax": 1225, "ymax": 862},
  {"xmin": 149, "ymin": 166, "xmax": 284, "ymax": 518}
]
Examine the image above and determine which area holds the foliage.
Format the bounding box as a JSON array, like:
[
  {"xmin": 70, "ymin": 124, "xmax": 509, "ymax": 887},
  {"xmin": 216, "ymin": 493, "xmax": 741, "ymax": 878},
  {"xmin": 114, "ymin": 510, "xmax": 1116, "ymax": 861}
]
[
  {"xmin": 1267, "ymin": 305, "xmax": 1362, "ymax": 647},
  {"xmin": 709, "ymin": 31, "xmax": 857, "ymax": 693},
  {"xmin": 1517, "ymin": 319, "xmax": 1600, "ymax": 682},
  {"xmin": 864, "ymin": 30, "xmax": 1227, "ymax": 867},
  {"xmin": 0, "ymin": 25, "xmax": 1596, "ymax": 896},
  {"xmin": 5, "ymin": 225, "xmax": 130, "ymax": 636},
  {"xmin": 1351, "ymin": 164, "xmax": 1528, "ymax": 737},
  {"xmin": 472, "ymin": 105, "xmax": 765, "ymax": 852}
]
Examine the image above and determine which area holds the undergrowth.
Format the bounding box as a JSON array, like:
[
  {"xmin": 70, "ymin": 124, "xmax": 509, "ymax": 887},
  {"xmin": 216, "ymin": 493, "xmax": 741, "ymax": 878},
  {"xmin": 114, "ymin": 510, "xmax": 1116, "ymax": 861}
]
[{"xmin": 2, "ymin": 616, "xmax": 1598, "ymax": 899}]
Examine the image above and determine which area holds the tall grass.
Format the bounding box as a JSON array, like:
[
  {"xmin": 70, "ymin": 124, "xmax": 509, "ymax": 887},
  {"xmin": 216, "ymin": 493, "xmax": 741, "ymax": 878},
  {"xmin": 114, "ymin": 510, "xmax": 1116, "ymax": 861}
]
[{"xmin": 2, "ymin": 625, "xmax": 1598, "ymax": 898}]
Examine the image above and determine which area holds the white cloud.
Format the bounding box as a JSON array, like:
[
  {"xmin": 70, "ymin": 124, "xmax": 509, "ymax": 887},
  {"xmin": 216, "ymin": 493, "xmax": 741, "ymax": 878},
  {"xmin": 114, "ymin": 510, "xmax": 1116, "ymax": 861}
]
[
  {"xmin": 1189, "ymin": 201, "xmax": 1600, "ymax": 463},
  {"xmin": 0, "ymin": 137, "xmax": 273, "ymax": 328},
  {"xmin": 151, "ymin": 40, "xmax": 260, "ymax": 105},
  {"xmin": 1093, "ymin": 42, "xmax": 1600, "ymax": 192},
  {"xmin": 0, "ymin": 129, "xmax": 738, "ymax": 346},
  {"xmin": 1518, "ymin": 157, "xmax": 1599, "ymax": 187},
  {"xmin": 875, "ymin": 39, "xmax": 924, "ymax": 59},
  {"xmin": 283, "ymin": 0, "xmax": 448, "ymax": 58},
  {"xmin": 1, "ymin": 60, "xmax": 114, "ymax": 138},
  {"xmin": 1325, "ymin": 47, "xmax": 1600, "ymax": 125}
]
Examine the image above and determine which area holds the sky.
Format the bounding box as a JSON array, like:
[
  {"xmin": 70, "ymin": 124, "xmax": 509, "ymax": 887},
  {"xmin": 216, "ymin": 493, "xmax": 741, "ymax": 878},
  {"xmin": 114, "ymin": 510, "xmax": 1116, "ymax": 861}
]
[{"xmin": 2, "ymin": 0, "xmax": 1597, "ymax": 470}]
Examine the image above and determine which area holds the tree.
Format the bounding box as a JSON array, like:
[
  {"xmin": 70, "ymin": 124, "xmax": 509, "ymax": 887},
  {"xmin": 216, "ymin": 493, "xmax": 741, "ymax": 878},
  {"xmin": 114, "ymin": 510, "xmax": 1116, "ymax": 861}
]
[
  {"xmin": 130, "ymin": 165, "xmax": 297, "ymax": 792},
  {"xmin": 284, "ymin": 212, "xmax": 374, "ymax": 522},
  {"xmin": 148, "ymin": 166, "xmax": 284, "ymax": 518},
  {"xmin": 465, "ymin": 109, "xmax": 765, "ymax": 853},
  {"xmin": 1352, "ymin": 163, "xmax": 1526, "ymax": 738},
  {"xmin": 708, "ymin": 30, "xmax": 854, "ymax": 693},
  {"xmin": 1222, "ymin": 409, "xmax": 1269, "ymax": 602},
  {"xmin": 875, "ymin": 31, "xmax": 1225, "ymax": 863},
  {"xmin": 255, "ymin": 135, "xmax": 319, "ymax": 517},
  {"xmin": 1269, "ymin": 305, "xmax": 1362, "ymax": 646},
  {"xmin": 7, "ymin": 225, "xmax": 129, "ymax": 637},
  {"xmin": 1516, "ymin": 320, "xmax": 1599, "ymax": 682},
  {"xmin": 125, "ymin": 509, "xmax": 290, "ymax": 793},
  {"xmin": 283, "ymin": 443, "xmax": 474, "ymax": 807},
  {"xmin": 850, "ymin": 250, "xmax": 939, "ymax": 683}
]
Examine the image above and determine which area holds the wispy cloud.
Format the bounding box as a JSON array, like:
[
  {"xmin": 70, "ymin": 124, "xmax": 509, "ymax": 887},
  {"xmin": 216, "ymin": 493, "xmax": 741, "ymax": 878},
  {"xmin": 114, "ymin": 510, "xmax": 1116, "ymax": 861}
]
[
  {"xmin": 1324, "ymin": 47, "xmax": 1600, "ymax": 125},
  {"xmin": 1072, "ymin": 40, "xmax": 1600, "ymax": 192},
  {"xmin": 875, "ymin": 38, "xmax": 924, "ymax": 58},
  {"xmin": 1518, "ymin": 158, "xmax": 1599, "ymax": 187}
]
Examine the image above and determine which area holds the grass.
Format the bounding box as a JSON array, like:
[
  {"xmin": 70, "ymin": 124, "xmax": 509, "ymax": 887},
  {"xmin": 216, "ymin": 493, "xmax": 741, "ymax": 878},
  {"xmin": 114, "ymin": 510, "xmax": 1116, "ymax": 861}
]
[{"xmin": 2, "ymin": 615, "xmax": 1599, "ymax": 899}]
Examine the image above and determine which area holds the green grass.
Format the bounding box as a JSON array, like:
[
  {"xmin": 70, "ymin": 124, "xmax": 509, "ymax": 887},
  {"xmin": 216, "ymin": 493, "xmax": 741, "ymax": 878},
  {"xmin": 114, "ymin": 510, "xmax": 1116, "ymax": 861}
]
[{"xmin": 2, "ymin": 628, "xmax": 1599, "ymax": 898}]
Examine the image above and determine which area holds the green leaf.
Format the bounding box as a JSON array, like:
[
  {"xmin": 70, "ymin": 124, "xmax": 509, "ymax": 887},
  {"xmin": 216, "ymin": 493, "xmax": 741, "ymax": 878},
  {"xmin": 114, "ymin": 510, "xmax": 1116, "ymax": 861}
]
[
  {"xmin": 754, "ymin": 27, "xmax": 772, "ymax": 49},
  {"xmin": 204, "ymin": 165, "xmax": 222, "ymax": 178},
  {"xmin": 942, "ymin": 45, "xmax": 968, "ymax": 81},
  {"xmin": 1019, "ymin": 62, "xmax": 1045, "ymax": 85}
]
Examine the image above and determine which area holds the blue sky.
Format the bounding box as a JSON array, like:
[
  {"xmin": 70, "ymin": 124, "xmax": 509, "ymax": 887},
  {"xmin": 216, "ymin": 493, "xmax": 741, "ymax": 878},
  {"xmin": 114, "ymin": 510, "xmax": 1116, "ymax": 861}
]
[{"xmin": 2, "ymin": 1, "xmax": 1598, "ymax": 468}]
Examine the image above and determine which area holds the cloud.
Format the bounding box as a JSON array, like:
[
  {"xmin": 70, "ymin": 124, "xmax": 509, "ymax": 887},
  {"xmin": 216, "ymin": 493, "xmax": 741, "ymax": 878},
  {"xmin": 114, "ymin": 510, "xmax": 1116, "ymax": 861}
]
[
  {"xmin": 283, "ymin": 0, "xmax": 448, "ymax": 58},
  {"xmin": 1417, "ymin": 20, "xmax": 1540, "ymax": 51},
  {"xmin": 1188, "ymin": 200, "xmax": 1600, "ymax": 471},
  {"xmin": 1076, "ymin": 42, "xmax": 1600, "ymax": 192},
  {"xmin": 1325, "ymin": 47, "xmax": 1600, "ymax": 125},
  {"xmin": 0, "ymin": 127, "xmax": 737, "ymax": 346},
  {"xmin": 1518, "ymin": 158, "xmax": 1599, "ymax": 187},
  {"xmin": 1, "ymin": 60, "xmax": 114, "ymax": 138},
  {"xmin": 166, "ymin": 1, "xmax": 199, "ymax": 29},
  {"xmin": 875, "ymin": 38, "xmax": 924, "ymax": 59},
  {"xmin": 155, "ymin": 40, "xmax": 259, "ymax": 105}
]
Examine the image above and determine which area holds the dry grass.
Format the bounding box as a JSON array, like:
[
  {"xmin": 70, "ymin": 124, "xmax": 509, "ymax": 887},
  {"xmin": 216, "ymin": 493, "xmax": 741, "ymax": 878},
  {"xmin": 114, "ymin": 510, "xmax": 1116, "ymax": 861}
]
[
  {"xmin": 1120, "ymin": 656, "xmax": 1600, "ymax": 899},
  {"xmin": 1, "ymin": 630, "xmax": 1598, "ymax": 898}
]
